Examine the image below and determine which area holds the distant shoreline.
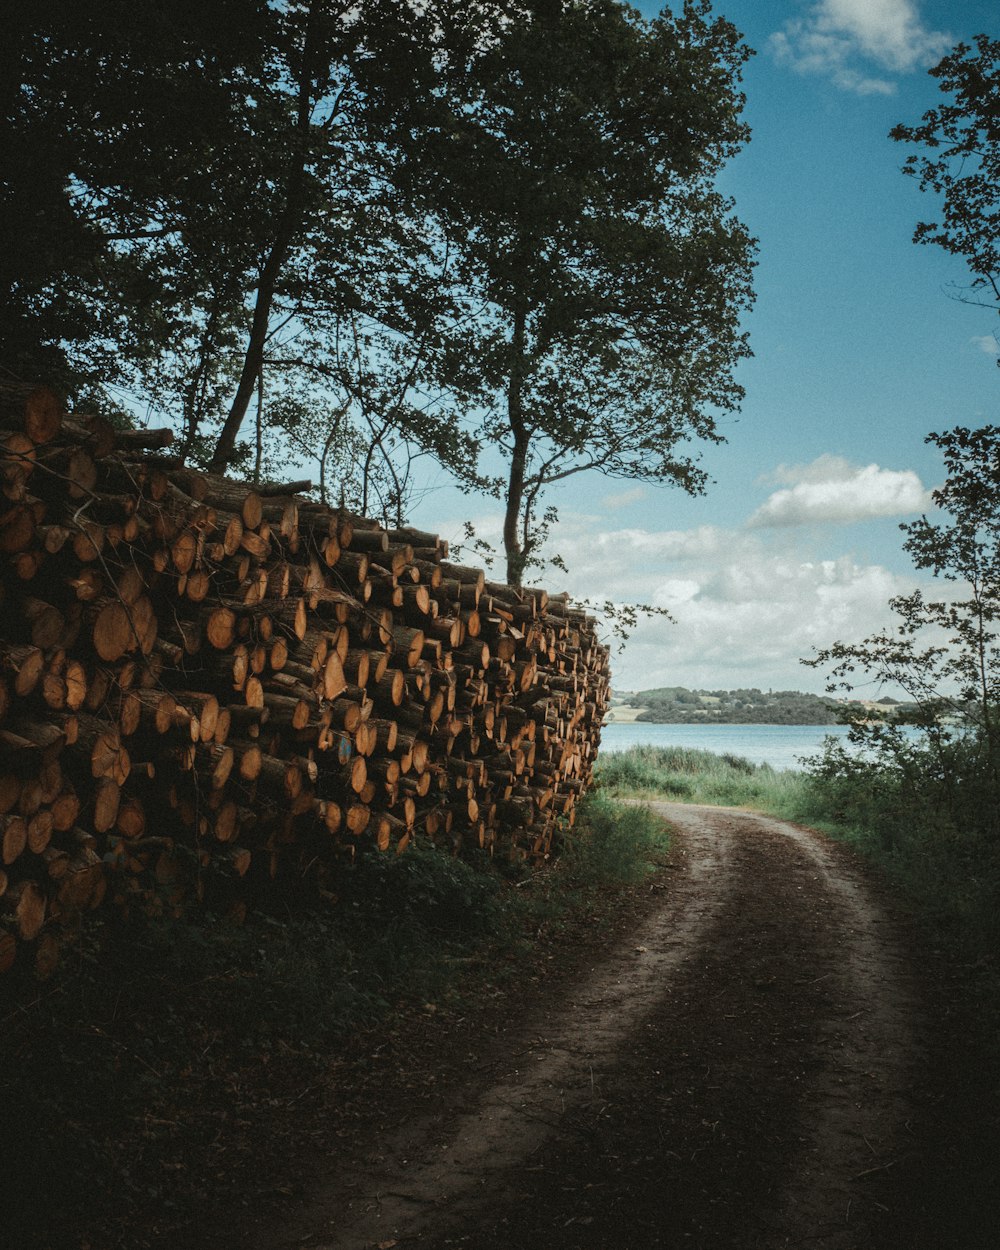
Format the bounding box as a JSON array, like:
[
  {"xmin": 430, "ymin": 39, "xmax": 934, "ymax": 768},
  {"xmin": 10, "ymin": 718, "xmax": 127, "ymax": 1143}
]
[
  {"xmin": 603, "ymin": 719, "xmax": 841, "ymax": 727},
  {"xmin": 607, "ymin": 685, "xmax": 904, "ymax": 728}
]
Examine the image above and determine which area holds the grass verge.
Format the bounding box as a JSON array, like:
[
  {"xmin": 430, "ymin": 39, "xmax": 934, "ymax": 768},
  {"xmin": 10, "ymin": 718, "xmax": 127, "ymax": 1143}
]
[{"xmin": 1, "ymin": 796, "xmax": 668, "ymax": 1250}]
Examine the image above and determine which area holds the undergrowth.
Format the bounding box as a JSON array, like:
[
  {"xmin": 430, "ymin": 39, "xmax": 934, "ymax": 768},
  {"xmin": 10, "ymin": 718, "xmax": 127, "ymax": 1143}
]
[
  {"xmin": 597, "ymin": 741, "xmax": 1000, "ymax": 955},
  {"xmin": 555, "ymin": 794, "xmax": 669, "ymax": 887},
  {"xmin": 791, "ymin": 736, "xmax": 1000, "ymax": 960},
  {"xmin": 1, "ymin": 795, "xmax": 667, "ymax": 1250}
]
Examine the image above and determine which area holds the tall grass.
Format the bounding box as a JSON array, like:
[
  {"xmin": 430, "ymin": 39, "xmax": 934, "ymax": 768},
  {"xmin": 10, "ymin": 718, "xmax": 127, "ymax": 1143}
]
[
  {"xmin": 595, "ymin": 743, "xmax": 810, "ymax": 813},
  {"xmin": 557, "ymin": 794, "xmax": 670, "ymax": 886}
]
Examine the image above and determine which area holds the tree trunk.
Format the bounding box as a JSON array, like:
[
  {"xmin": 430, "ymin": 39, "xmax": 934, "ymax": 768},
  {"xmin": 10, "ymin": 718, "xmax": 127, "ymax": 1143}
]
[
  {"xmin": 208, "ymin": 5, "xmax": 318, "ymax": 473},
  {"xmin": 503, "ymin": 303, "xmax": 529, "ymax": 588},
  {"xmin": 179, "ymin": 296, "xmax": 222, "ymax": 463},
  {"xmin": 209, "ymin": 210, "xmax": 300, "ymax": 473}
]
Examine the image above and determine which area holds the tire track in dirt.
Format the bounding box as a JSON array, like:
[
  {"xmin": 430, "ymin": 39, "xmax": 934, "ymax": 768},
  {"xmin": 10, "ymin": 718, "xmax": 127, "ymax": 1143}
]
[
  {"xmin": 652, "ymin": 804, "xmax": 922, "ymax": 1249},
  {"xmin": 728, "ymin": 807, "xmax": 921, "ymax": 1248},
  {"xmin": 255, "ymin": 804, "xmax": 923, "ymax": 1250}
]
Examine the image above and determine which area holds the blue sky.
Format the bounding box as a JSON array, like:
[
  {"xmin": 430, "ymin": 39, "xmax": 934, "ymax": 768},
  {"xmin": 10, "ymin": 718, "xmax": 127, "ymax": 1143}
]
[{"xmin": 409, "ymin": 0, "xmax": 999, "ymax": 696}]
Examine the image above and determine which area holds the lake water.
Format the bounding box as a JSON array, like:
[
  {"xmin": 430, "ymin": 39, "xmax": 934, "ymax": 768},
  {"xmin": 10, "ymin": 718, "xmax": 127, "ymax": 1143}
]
[{"xmin": 597, "ymin": 721, "xmax": 855, "ymax": 772}]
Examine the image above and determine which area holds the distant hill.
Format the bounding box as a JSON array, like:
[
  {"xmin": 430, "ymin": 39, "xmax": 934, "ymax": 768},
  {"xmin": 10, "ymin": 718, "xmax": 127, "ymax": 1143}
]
[{"xmin": 608, "ymin": 686, "xmax": 907, "ymax": 726}]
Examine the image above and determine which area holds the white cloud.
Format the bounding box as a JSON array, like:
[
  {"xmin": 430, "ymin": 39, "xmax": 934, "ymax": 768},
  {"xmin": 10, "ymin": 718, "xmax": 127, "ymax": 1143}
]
[
  {"xmin": 770, "ymin": 0, "xmax": 950, "ymax": 94},
  {"xmin": 747, "ymin": 457, "xmax": 931, "ymax": 527},
  {"xmin": 536, "ymin": 515, "xmax": 920, "ymax": 692},
  {"xmin": 600, "ymin": 485, "xmax": 647, "ymax": 510},
  {"xmin": 972, "ymin": 334, "xmax": 1000, "ymax": 357},
  {"xmin": 433, "ymin": 491, "xmax": 934, "ymax": 692},
  {"xmin": 761, "ymin": 453, "xmax": 864, "ymax": 487},
  {"xmin": 580, "ymin": 524, "xmax": 725, "ymax": 564}
]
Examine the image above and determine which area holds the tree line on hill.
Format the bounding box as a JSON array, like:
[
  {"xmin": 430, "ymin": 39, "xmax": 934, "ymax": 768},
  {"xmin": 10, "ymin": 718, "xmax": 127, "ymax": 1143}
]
[{"xmin": 615, "ymin": 687, "xmax": 909, "ymax": 726}]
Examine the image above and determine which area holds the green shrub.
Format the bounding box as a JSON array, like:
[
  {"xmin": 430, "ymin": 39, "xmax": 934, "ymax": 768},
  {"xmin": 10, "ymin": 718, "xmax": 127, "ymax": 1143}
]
[
  {"xmin": 793, "ymin": 731, "xmax": 1000, "ymax": 954},
  {"xmin": 560, "ymin": 795, "xmax": 670, "ymax": 886}
]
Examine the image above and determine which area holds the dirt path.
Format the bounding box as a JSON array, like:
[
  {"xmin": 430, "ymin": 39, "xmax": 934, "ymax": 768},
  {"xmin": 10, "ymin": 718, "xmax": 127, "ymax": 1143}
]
[{"xmin": 237, "ymin": 803, "xmax": 953, "ymax": 1250}]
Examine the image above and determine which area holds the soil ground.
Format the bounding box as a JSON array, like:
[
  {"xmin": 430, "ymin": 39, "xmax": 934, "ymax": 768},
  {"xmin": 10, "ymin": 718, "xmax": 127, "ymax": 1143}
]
[{"xmin": 170, "ymin": 801, "xmax": 1000, "ymax": 1250}]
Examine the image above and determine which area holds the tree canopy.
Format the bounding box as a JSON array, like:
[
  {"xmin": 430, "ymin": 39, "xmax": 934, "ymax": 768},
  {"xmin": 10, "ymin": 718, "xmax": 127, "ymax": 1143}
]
[
  {"xmin": 3, "ymin": 0, "xmax": 754, "ymax": 552},
  {"xmin": 420, "ymin": 0, "xmax": 756, "ymax": 584},
  {"xmin": 890, "ymin": 32, "xmax": 1000, "ymax": 319},
  {"xmin": 4, "ymin": 2, "xmax": 510, "ymax": 477}
]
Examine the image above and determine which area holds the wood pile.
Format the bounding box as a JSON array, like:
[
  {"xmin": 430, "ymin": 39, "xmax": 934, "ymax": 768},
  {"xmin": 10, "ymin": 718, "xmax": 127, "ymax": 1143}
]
[{"xmin": 0, "ymin": 385, "xmax": 611, "ymax": 977}]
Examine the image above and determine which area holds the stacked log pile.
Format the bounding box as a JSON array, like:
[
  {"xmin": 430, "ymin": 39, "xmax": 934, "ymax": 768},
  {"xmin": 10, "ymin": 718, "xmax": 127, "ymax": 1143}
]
[{"xmin": 0, "ymin": 385, "xmax": 611, "ymax": 977}]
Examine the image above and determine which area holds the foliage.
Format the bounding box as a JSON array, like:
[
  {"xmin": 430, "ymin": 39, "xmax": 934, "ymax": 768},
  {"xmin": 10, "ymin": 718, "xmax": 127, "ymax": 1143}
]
[
  {"xmin": 200, "ymin": 0, "xmax": 517, "ymax": 478},
  {"xmin": 804, "ymin": 425, "xmax": 1000, "ymax": 823},
  {"xmin": 2, "ymin": 0, "xmax": 271, "ymax": 405},
  {"xmin": 800, "ymin": 730, "xmax": 999, "ymax": 892},
  {"xmin": 414, "ymin": 0, "xmax": 757, "ymax": 584},
  {"xmin": 764, "ymin": 732, "xmax": 1000, "ymax": 976},
  {"xmin": 2, "ymin": 1, "xmax": 511, "ymax": 493},
  {"xmin": 3, "ymin": 0, "xmax": 755, "ymax": 567},
  {"xmin": 715, "ymin": 45, "xmax": 994, "ymax": 964},
  {"xmin": 890, "ymin": 32, "xmax": 1000, "ymax": 319},
  {"xmin": 798, "ymin": 425, "xmax": 1000, "ymax": 958},
  {"xmin": 617, "ymin": 684, "xmax": 849, "ymax": 724},
  {"xmin": 557, "ymin": 795, "xmax": 670, "ymax": 887}
]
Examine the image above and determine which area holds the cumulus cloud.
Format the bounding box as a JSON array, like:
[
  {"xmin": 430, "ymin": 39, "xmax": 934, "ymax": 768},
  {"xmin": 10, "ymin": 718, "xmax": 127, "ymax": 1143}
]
[
  {"xmin": 536, "ymin": 515, "xmax": 920, "ymax": 692},
  {"xmin": 575, "ymin": 524, "xmax": 725, "ymax": 566},
  {"xmin": 761, "ymin": 453, "xmax": 866, "ymax": 486},
  {"xmin": 972, "ymin": 334, "xmax": 1000, "ymax": 357},
  {"xmin": 770, "ymin": 0, "xmax": 950, "ymax": 94},
  {"xmin": 747, "ymin": 457, "xmax": 931, "ymax": 527},
  {"xmin": 432, "ymin": 492, "xmax": 934, "ymax": 692}
]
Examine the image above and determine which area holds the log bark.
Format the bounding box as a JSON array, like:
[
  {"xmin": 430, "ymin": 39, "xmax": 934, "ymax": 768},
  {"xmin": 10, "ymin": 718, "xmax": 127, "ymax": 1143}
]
[{"xmin": 0, "ymin": 409, "xmax": 612, "ymax": 976}]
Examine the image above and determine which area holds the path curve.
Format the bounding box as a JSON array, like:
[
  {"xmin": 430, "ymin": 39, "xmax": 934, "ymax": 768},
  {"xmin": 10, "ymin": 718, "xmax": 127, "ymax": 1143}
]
[{"xmin": 255, "ymin": 804, "xmax": 923, "ymax": 1250}]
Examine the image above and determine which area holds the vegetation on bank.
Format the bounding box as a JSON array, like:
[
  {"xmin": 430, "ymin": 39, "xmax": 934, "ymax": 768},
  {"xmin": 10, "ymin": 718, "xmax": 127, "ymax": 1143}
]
[
  {"xmin": 610, "ymin": 685, "xmax": 910, "ymax": 725},
  {"xmin": 797, "ymin": 423, "xmax": 1000, "ymax": 965},
  {"xmin": 2, "ymin": 796, "xmax": 668, "ymax": 1250},
  {"xmin": 604, "ymin": 412, "xmax": 1000, "ymax": 972},
  {"xmin": 595, "ymin": 743, "xmax": 809, "ymax": 810}
]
